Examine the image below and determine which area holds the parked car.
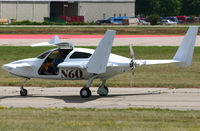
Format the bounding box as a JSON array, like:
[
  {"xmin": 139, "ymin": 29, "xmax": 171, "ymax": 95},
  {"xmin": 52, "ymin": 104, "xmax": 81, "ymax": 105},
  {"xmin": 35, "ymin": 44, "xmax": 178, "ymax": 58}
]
[
  {"xmin": 162, "ymin": 19, "xmax": 177, "ymax": 25},
  {"xmin": 96, "ymin": 16, "xmax": 130, "ymax": 25},
  {"xmin": 177, "ymin": 16, "xmax": 187, "ymax": 23},
  {"xmin": 96, "ymin": 19, "xmax": 111, "ymax": 25},
  {"xmin": 138, "ymin": 19, "xmax": 150, "ymax": 25},
  {"xmin": 162, "ymin": 17, "xmax": 179, "ymax": 23}
]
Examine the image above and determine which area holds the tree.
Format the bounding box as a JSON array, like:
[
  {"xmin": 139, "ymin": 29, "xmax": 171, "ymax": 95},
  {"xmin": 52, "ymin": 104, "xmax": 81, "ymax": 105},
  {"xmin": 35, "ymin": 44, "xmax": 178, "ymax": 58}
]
[
  {"xmin": 136, "ymin": 0, "xmax": 181, "ymax": 17},
  {"xmin": 180, "ymin": 0, "xmax": 200, "ymax": 16},
  {"xmin": 158, "ymin": 0, "xmax": 181, "ymax": 16},
  {"xmin": 136, "ymin": 0, "xmax": 153, "ymax": 16},
  {"xmin": 147, "ymin": 14, "xmax": 161, "ymax": 25},
  {"xmin": 135, "ymin": 0, "xmax": 160, "ymax": 16}
]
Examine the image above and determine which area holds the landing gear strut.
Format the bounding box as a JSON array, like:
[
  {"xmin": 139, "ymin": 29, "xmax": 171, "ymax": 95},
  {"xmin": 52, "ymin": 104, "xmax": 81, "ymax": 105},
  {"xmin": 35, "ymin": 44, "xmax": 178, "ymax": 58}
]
[
  {"xmin": 20, "ymin": 78, "xmax": 30, "ymax": 96},
  {"xmin": 80, "ymin": 77, "xmax": 109, "ymax": 98},
  {"xmin": 80, "ymin": 75, "xmax": 97, "ymax": 98}
]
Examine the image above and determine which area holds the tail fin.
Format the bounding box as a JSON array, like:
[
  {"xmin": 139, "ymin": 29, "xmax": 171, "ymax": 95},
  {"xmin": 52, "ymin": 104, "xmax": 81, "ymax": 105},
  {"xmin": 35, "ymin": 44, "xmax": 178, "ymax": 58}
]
[
  {"xmin": 48, "ymin": 35, "xmax": 61, "ymax": 44},
  {"xmin": 87, "ymin": 30, "xmax": 116, "ymax": 74},
  {"xmin": 31, "ymin": 35, "xmax": 61, "ymax": 47},
  {"xmin": 173, "ymin": 26, "xmax": 198, "ymax": 67}
]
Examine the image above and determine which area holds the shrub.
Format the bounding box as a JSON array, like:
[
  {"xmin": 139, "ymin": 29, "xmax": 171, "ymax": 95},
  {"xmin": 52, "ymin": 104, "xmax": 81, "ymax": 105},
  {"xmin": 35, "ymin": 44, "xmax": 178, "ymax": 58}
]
[
  {"xmin": 147, "ymin": 14, "xmax": 161, "ymax": 25},
  {"xmin": 9, "ymin": 20, "xmax": 97, "ymax": 25}
]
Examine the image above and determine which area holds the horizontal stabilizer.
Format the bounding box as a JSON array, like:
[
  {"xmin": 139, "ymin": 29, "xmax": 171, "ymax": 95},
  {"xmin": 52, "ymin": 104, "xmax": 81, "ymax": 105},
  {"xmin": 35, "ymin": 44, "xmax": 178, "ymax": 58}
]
[
  {"xmin": 135, "ymin": 60, "xmax": 181, "ymax": 66},
  {"xmin": 87, "ymin": 30, "xmax": 116, "ymax": 74}
]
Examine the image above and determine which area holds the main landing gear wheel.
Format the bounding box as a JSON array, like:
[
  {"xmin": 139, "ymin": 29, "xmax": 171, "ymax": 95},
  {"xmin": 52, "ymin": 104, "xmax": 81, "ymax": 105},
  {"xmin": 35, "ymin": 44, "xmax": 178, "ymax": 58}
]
[
  {"xmin": 20, "ymin": 87, "xmax": 28, "ymax": 96},
  {"xmin": 80, "ymin": 88, "xmax": 92, "ymax": 98},
  {"xmin": 97, "ymin": 86, "xmax": 109, "ymax": 96}
]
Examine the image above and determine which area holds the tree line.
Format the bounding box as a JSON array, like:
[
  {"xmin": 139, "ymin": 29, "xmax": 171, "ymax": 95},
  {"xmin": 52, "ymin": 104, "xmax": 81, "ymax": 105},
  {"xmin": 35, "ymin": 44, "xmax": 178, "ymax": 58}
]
[{"xmin": 136, "ymin": 0, "xmax": 200, "ymax": 17}]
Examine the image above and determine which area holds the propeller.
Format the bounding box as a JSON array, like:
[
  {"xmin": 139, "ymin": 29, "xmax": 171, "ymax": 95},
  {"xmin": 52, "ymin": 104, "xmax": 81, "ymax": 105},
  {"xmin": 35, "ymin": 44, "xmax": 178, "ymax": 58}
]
[{"xmin": 129, "ymin": 44, "xmax": 136, "ymax": 87}]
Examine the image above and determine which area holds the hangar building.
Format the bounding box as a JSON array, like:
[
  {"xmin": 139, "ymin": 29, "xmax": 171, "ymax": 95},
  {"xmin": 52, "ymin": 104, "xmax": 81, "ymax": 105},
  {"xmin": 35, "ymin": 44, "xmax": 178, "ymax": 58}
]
[{"xmin": 0, "ymin": 0, "xmax": 136, "ymax": 22}]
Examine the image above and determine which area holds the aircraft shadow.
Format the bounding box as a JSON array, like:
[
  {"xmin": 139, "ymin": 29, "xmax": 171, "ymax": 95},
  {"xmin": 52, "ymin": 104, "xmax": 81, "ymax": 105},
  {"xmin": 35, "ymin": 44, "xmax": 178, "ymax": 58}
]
[{"xmin": 0, "ymin": 92, "xmax": 161, "ymax": 104}]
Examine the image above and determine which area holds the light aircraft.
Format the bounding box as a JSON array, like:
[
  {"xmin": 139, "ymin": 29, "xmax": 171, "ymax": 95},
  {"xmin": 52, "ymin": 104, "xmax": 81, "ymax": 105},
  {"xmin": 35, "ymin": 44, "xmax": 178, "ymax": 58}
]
[{"xmin": 2, "ymin": 26, "xmax": 199, "ymax": 98}]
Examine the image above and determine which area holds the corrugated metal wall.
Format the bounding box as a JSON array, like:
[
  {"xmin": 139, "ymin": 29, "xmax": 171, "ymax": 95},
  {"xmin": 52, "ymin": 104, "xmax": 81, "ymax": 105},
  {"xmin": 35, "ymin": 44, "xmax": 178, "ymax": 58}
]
[
  {"xmin": 79, "ymin": 2, "xmax": 135, "ymax": 22},
  {"xmin": 0, "ymin": 1, "xmax": 49, "ymax": 22},
  {"xmin": 0, "ymin": 1, "xmax": 135, "ymax": 22}
]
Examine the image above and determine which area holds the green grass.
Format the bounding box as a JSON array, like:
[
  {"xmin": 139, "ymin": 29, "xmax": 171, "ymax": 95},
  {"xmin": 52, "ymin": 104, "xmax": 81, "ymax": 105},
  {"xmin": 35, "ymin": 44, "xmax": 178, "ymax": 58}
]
[
  {"xmin": 1, "ymin": 46, "xmax": 200, "ymax": 88},
  {"xmin": 0, "ymin": 26, "xmax": 199, "ymax": 35},
  {"xmin": 0, "ymin": 107, "xmax": 200, "ymax": 131}
]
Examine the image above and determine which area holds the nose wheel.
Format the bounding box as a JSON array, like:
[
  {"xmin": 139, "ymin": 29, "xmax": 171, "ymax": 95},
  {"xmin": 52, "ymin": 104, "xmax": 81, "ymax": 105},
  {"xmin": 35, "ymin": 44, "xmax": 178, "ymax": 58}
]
[
  {"xmin": 80, "ymin": 88, "xmax": 91, "ymax": 98},
  {"xmin": 20, "ymin": 78, "xmax": 30, "ymax": 96},
  {"xmin": 20, "ymin": 87, "xmax": 28, "ymax": 96}
]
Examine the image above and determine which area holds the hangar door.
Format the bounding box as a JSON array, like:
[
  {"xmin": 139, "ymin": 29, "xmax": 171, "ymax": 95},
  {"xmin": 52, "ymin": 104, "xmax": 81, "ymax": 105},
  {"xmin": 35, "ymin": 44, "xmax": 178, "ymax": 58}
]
[{"xmin": 50, "ymin": 2, "xmax": 78, "ymax": 18}]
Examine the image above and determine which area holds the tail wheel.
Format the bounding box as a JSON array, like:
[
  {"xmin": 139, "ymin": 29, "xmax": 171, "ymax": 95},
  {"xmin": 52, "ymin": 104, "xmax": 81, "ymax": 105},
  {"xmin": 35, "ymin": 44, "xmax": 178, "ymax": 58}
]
[{"xmin": 80, "ymin": 88, "xmax": 92, "ymax": 98}]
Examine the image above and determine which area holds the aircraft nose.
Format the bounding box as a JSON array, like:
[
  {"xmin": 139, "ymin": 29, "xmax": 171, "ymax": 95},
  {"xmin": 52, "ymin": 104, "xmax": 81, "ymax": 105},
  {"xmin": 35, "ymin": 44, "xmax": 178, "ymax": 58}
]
[{"xmin": 2, "ymin": 64, "xmax": 14, "ymax": 72}]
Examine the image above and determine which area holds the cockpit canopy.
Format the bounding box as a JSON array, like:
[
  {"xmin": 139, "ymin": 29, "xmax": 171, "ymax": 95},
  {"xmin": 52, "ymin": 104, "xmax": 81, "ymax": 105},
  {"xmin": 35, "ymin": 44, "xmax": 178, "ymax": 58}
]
[{"xmin": 55, "ymin": 42, "xmax": 74, "ymax": 49}]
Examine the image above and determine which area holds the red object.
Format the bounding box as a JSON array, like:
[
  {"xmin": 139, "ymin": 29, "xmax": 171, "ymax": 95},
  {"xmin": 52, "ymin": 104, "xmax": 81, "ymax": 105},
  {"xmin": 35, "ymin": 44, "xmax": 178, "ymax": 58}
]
[
  {"xmin": 177, "ymin": 16, "xmax": 187, "ymax": 23},
  {"xmin": 139, "ymin": 18, "xmax": 147, "ymax": 21},
  {"xmin": 59, "ymin": 16, "xmax": 84, "ymax": 23},
  {"xmin": 0, "ymin": 35, "xmax": 183, "ymax": 39}
]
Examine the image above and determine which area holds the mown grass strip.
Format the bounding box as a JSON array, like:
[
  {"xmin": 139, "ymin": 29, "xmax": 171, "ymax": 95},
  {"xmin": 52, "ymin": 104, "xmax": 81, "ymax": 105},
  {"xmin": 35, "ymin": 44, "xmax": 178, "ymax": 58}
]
[
  {"xmin": 0, "ymin": 26, "xmax": 199, "ymax": 35},
  {"xmin": 0, "ymin": 107, "xmax": 200, "ymax": 131}
]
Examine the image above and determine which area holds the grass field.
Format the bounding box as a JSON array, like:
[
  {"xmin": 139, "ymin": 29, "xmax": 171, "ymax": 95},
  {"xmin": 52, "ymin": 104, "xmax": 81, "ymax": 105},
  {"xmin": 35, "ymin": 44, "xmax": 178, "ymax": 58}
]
[
  {"xmin": 0, "ymin": 107, "xmax": 200, "ymax": 131},
  {"xmin": 1, "ymin": 46, "xmax": 200, "ymax": 88},
  {"xmin": 0, "ymin": 26, "xmax": 199, "ymax": 35}
]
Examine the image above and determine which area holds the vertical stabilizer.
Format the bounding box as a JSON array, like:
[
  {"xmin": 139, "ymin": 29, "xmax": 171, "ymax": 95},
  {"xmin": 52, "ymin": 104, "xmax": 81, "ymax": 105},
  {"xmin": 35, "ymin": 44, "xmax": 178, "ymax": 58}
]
[
  {"xmin": 48, "ymin": 35, "xmax": 61, "ymax": 44},
  {"xmin": 173, "ymin": 26, "xmax": 198, "ymax": 67}
]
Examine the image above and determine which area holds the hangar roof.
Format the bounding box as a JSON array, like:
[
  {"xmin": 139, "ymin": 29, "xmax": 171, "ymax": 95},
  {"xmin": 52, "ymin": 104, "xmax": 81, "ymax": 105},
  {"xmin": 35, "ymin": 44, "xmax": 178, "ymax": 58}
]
[{"xmin": 0, "ymin": 0, "xmax": 135, "ymax": 1}]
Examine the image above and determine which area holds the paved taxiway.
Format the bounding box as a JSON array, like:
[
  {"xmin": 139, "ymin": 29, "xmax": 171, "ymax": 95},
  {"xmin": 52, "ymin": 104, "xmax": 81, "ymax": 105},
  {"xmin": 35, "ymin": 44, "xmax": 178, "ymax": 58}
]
[
  {"xmin": 0, "ymin": 35, "xmax": 200, "ymax": 46},
  {"xmin": 0, "ymin": 87, "xmax": 200, "ymax": 110}
]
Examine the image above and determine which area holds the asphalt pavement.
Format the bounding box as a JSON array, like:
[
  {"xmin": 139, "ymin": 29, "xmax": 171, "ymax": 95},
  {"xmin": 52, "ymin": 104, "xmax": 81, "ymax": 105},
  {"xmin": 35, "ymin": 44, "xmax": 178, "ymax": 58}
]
[{"xmin": 0, "ymin": 87, "xmax": 200, "ymax": 110}]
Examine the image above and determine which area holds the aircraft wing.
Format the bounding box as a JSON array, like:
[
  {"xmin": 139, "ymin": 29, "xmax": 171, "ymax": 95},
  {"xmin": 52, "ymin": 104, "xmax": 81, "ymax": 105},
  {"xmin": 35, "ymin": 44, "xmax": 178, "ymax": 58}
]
[
  {"xmin": 58, "ymin": 61, "xmax": 88, "ymax": 69},
  {"xmin": 87, "ymin": 30, "xmax": 116, "ymax": 74}
]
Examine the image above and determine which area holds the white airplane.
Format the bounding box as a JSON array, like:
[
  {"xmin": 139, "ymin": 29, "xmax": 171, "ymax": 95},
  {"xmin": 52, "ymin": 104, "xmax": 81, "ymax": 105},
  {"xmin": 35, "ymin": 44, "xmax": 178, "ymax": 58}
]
[{"xmin": 2, "ymin": 26, "xmax": 199, "ymax": 98}]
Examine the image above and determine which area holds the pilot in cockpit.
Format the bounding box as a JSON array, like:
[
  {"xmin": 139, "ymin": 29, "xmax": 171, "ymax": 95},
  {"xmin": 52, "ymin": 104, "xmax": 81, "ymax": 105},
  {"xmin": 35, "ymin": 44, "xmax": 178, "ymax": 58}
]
[{"xmin": 53, "ymin": 50, "xmax": 65, "ymax": 74}]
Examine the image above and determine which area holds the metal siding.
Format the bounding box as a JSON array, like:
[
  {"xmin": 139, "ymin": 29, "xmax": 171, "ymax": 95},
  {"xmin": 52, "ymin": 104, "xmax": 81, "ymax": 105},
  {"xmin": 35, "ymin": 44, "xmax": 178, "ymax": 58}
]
[
  {"xmin": 1, "ymin": 2, "xmax": 17, "ymax": 19},
  {"xmin": 17, "ymin": 2, "xmax": 33, "ymax": 21},
  {"xmin": 0, "ymin": 1, "xmax": 1, "ymax": 18},
  {"xmin": 1, "ymin": 1, "xmax": 49, "ymax": 22},
  {"xmin": 79, "ymin": 2, "xmax": 135, "ymax": 22},
  {"xmin": 33, "ymin": 2, "xmax": 49, "ymax": 22}
]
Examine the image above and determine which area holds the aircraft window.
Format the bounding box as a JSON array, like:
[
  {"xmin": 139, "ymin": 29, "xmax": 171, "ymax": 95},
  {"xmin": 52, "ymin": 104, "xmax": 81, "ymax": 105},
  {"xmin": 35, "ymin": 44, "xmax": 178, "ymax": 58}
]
[
  {"xmin": 37, "ymin": 50, "xmax": 51, "ymax": 59},
  {"xmin": 38, "ymin": 49, "xmax": 72, "ymax": 75},
  {"xmin": 70, "ymin": 52, "xmax": 92, "ymax": 59}
]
